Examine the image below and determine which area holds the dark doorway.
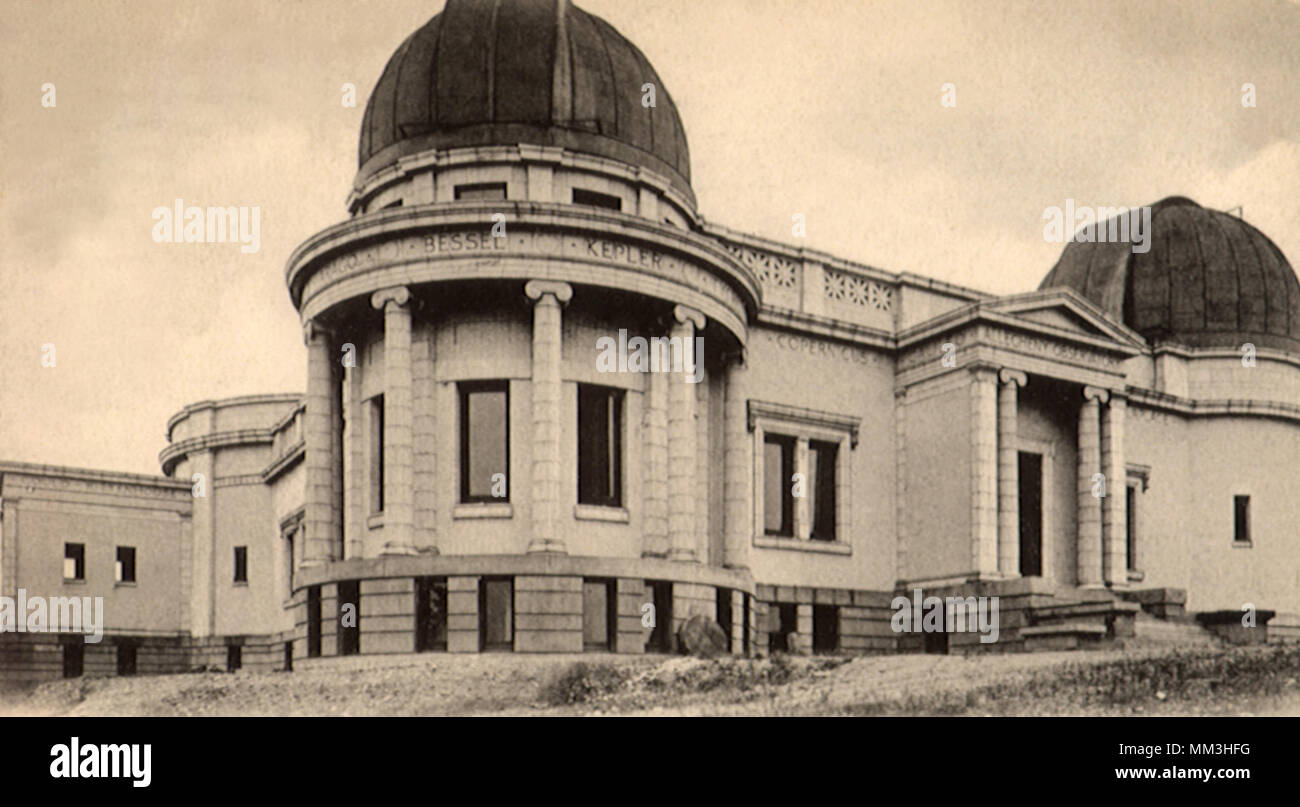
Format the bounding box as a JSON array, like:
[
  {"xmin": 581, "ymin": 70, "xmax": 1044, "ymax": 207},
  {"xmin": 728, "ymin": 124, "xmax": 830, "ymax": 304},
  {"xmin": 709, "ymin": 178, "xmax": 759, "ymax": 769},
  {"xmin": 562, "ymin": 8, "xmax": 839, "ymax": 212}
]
[
  {"xmin": 812, "ymin": 605, "xmax": 839, "ymax": 654},
  {"xmin": 479, "ymin": 577, "xmax": 514, "ymax": 651},
  {"xmin": 307, "ymin": 585, "xmax": 322, "ymax": 657},
  {"xmin": 646, "ymin": 580, "xmax": 673, "ymax": 653},
  {"xmin": 582, "ymin": 579, "xmax": 617, "ymax": 651},
  {"xmin": 716, "ymin": 589, "xmax": 733, "ymax": 652},
  {"xmin": 116, "ymin": 641, "xmax": 137, "ymax": 676},
  {"xmin": 415, "ymin": 577, "xmax": 448, "ymax": 652},
  {"xmin": 338, "ymin": 580, "xmax": 360, "ymax": 656},
  {"xmin": 226, "ymin": 644, "xmax": 242, "ymax": 672},
  {"xmin": 283, "ymin": 641, "xmax": 293, "ymax": 672},
  {"xmin": 1018, "ymin": 451, "xmax": 1043, "ymax": 577},
  {"xmin": 62, "ymin": 640, "xmax": 84, "ymax": 678}
]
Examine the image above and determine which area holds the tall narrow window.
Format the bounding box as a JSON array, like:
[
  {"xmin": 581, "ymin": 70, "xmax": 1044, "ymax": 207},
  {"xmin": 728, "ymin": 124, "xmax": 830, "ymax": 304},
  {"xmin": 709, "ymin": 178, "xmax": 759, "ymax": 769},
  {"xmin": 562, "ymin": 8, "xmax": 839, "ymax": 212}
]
[
  {"xmin": 307, "ymin": 586, "xmax": 322, "ymax": 657},
  {"xmin": 64, "ymin": 543, "xmax": 85, "ymax": 581},
  {"xmin": 1234, "ymin": 495, "xmax": 1251, "ymax": 544},
  {"xmin": 338, "ymin": 580, "xmax": 360, "ymax": 656},
  {"xmin": 1125, "ymin": 484, "xmax": 1137, "ymax": 570},
  {"xmin": 763, "ymin": 435, "xmax": 795, "ymax": 536},
  {"xmin": 479, "ymin": 577, "xmax": 514, "ymax": 651},
  {"xmin": 415, "ymin": 577, "xmax": 448, "ymax": 653},
  {"xmin": 808, "ymin": 440, "xmax": 838, "ymax": 541},
  {"xmin": 115, "ymin": 546, "xmax": 136, "ymax": 583},
  {"xmin": 460, "ymin": 381, "xmax": 509, "ymax": 502},
  {"xmin": 233, "ymin": 546, "xmax": 248, "ymax": 584},
  {"xmin": 578, "ymin": 385, "xmax": 623, "ymax": 506},
  {"xmin": 369, "ymin": 394, "xmax": 385, "ymax": 513}
]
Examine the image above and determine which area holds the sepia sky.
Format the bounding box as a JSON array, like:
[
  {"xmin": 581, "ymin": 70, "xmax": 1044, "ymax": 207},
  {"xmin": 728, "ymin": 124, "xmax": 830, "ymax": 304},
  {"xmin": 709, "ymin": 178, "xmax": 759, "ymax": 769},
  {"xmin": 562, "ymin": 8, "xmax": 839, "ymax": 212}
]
[{"xmin": 2, "ymin": 0, "xmax": 1298, "ymax": 475}]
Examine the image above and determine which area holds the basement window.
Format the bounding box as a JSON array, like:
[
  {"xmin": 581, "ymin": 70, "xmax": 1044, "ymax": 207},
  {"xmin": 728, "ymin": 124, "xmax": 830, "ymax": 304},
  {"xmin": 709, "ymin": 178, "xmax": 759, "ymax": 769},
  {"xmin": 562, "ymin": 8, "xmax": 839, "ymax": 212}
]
[
  {"xmin": 307, "ymin": 586, "xmax": 322, "ymax": 657},
  {"xmin": 572, "ymin": 188, "xmax": 622, "ymax": 211},
  {"xmin": 812, "ymin": 604, "xmax": 839, "ymax": 654},
  {"xmin": 415, "ymin": 577, "xmax": 448, "ymax": 653}
]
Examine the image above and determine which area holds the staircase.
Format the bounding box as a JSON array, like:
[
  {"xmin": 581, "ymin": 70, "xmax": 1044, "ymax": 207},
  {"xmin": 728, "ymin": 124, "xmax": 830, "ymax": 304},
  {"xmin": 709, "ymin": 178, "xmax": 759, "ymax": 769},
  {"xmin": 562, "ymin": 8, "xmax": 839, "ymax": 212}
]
[{"xmin": 1127, "ymin": 611, "xmax": 1223, "ymax": 649}]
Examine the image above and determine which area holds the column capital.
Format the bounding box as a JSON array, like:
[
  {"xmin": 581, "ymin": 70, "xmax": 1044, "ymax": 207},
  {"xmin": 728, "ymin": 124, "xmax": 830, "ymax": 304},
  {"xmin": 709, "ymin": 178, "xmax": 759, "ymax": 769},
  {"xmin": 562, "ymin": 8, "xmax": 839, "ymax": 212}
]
[
  {"xmin": 1082, "ymin": 385, "xmax": 1110, "ymax": 403},
  {"xmin": 998, "ymin": 368, "xmax": 1028, "ymax": 387},
  {"xmin": 524, "ymin": 279, "xmax": 573, "ymax": 305},
  {"xmin": 370, "ymin": 285, "xmax": 412, "ymax": 311},
  {"xmin": 303, "ymin": 319, "xmax": 333, "ymax": 345},
  {"xmin": 672, "ymin": 304, "xmax": 706, "ymax": 330}
]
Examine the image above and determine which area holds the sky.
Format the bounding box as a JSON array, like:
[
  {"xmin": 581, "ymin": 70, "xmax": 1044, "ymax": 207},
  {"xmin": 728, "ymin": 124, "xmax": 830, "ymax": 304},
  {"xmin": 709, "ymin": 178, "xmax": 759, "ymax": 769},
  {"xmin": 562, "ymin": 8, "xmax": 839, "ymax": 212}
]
[{"xmin": 1, "ymin": 0, "xmax": 1298, "ymax": 475}]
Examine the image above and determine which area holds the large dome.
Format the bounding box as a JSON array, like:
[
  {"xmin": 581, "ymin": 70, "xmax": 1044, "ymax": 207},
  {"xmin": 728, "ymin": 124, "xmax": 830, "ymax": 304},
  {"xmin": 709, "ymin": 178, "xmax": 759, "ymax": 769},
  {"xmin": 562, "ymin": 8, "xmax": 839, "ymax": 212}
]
[
  {"xmin": 1040, "ymin": 196, "xmax": 1300, "ymax": 352},
  {"xmin": 358, "ymin": 0, "xmax": 693, "ymax": 203}
]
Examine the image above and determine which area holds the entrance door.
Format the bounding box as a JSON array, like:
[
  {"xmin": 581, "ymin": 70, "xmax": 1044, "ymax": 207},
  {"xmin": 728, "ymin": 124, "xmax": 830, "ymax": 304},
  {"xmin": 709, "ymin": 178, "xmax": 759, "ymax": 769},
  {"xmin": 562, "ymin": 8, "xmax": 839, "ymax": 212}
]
[{"xmin": 1018, "ymin": 452, "xmax": 1043, "ymax": 576}]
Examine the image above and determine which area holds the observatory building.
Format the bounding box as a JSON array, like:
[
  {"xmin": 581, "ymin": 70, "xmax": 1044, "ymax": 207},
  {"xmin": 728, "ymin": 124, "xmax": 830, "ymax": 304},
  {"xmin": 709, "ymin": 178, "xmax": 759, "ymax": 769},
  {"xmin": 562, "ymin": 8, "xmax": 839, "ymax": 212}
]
[{"xmin": 3, "ymin": 0, "xmax": 1298, "ymax": 680}]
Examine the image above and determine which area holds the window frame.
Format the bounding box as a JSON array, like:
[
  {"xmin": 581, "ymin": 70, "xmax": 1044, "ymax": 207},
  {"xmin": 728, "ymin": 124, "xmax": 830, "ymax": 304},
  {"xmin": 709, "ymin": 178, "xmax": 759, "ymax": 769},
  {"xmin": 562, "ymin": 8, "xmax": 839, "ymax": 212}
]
[
  {"xmin": 571, "ymin": 188, "xmax": 622, "ymax": 211},
  {"xmin": 1233, "ymin": 494, "xmax": 1252, "ymax": 546},
  {"xmin": 63, "ymin": 543, "xmax": 85, "ymax": 581},
  {"xmin": 576, "ymin": 383, "xmax": 625, "ymax": 508},
  {"xmin": 459, "ymin": 380, "xmax": 511, "ymax": 504},
  {"xmin": 115, "ymin": 546, "xmax": 137, "ymax": 584},
  {"xmin": 762, "ymin": 434, "xmax": 796, "ymax": 537},
  {"xmin": 233, "ymin": 546, "xmax": 248, "ymax": 584},
  {"xmin": 749, "ymin": 401, "xmax": 858, "ymax": 552},
  {"xmin": 454, "ymin": 182, "xmax": 507, "ymax": 201}
]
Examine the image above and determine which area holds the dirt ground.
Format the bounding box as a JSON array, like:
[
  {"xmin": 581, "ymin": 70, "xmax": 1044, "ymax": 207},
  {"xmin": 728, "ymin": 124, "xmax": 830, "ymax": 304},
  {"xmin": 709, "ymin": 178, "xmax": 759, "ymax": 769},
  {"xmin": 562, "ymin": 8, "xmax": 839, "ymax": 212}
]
[{"xmin": 4, "ymin": 643, "xmax": 1296, "ymax": 717}]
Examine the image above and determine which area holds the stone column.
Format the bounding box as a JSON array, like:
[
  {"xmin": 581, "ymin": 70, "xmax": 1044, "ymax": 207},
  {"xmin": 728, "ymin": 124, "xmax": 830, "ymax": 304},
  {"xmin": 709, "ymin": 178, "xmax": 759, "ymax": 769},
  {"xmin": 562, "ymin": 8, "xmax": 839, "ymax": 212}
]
[
  {"xmin": 970, "ymin": 367, "xmax": 999, "ymax": 577},
  {"xmin": 642, "ymin": 365, "xmax": 669, "ymax": 557},
  {"xmin": 1077, "ymin": 386, "xmax": 1108, "ymax": 586},
  {"xmin": 668, "ymin": 305, "xmax": 705, "ymax": 562},
  {"xmin": 303, "ymin": 321, "xmax": 341, "ymax": 566},
  {"xmin": 695, "ymin": 364, "xmax": 710, "ymax": 560},
  {"xmin": 1102, "ymin": 395, "xmax": 1127, "ymax": 587},
  {"xmin": 525, "ymin": 280, "xmax": 572, "ymax": 554},
  {"xmin": 411, "ymin": 321, "xmax": 437, "ymax": 552},
  {"xmin": 723, "ymin": 352, "xmax": 751, "ymax": 569},
  {"xmin": 997, "ymin": 369, "xmax": 1028, "ymax": 576},
  {"xmin": 371, "ymin": 287, "xmax": 415, "ymax": 556},
  {"xmin": 343, "ymin": 352, "xmax": 364, "ymax": 559}
]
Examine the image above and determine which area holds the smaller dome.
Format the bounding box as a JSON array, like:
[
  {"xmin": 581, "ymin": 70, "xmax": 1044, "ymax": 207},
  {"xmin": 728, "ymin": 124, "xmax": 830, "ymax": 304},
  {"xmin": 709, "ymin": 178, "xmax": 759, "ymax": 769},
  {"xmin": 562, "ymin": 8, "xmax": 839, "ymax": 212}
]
[{"xmin": 1040, "ymin": 196, "xmax": 1300, "ymax": 353}]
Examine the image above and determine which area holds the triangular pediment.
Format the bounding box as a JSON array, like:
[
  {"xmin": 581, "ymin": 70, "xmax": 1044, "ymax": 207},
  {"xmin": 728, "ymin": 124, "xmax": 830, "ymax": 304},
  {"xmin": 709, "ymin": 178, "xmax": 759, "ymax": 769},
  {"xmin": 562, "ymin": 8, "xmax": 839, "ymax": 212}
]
[{"xmin": 982, "ymin": 289, "xmax": 1146, "ymax": 348}]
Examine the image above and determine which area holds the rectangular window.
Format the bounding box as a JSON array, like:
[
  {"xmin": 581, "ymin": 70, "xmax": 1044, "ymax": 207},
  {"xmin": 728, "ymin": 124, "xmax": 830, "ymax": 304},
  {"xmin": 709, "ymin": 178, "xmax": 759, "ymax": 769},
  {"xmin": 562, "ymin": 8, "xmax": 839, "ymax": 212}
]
[
  {"xmin": 460, "ymin": 381, "xmax": 510, "ymax": 502},
  {"xmin": 479, "ymin": 578, "xmax": 514, "ymax": 651},
  {"xmin": 62, "ymin": 641, "xmax": 84, "ymax": 678},
  {"xmin": 813, "ymin": 604, "xmax": 839, "ymax": 654},
  {"xmin": 582, "ymin": 579, "xmax": 617, "ymax": 651},
  {"xmin": 808, "ymin": 440, "xmax": 838, "ymax": 541},
  {"xmin": 763, "ymin": 435, "xmax": 795, "ymax": 536},
  {"xmin": 115, "ymin": 546, "xmax": 136, "ymax": 583},
  {"xmin": 226, "ymin": 644, "xmax": 242, "ymax": 672},
  {"xmin": 1126, "ymin": 484, "xmax": 1137, "ymax": 570},
  {"xmin": 577, "ymin": 385, "xmax": 623, "ymax": 507},
  {"xmin": 646, "ymin": 580, "xmax": 673, "ymax": 653},
  {"xmin": 63, "ymin": 543, "xmax": 85, "ymax": 581},
  {"xmin": 1234, "ymin": 495, "xmax": 1251, "ymax": 544},
  {"xmin": 572, "ymin": 188, "xmax": 622, "ymax": 211},
  {"xmin": 369, "ymin": 394, "xmax": 385, "ymax": 513},
  {"xmin": 338, "ymin": 580, "xmax": 360, "ymax": 656},
  {"xmin": 415, "ymin": 577, "xmax": 448, "ymax": 653},
  {"xmin": 455, "ymin": 182, "xmax": 507, "ymax": 201},
  {"xmin": 116, "ymin": 642, "xmax": 137, "ymax": 676},
  {"xmin": 233, "ymin": 546, "xmax": 248, "ymax": 584},
  {"xmin": 716, "ymin": 589, "xmax": 733, "ymax": 653},
  {"xmin": 307, "ymin": 585, "xmax": 322, "ymax": 657}
]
